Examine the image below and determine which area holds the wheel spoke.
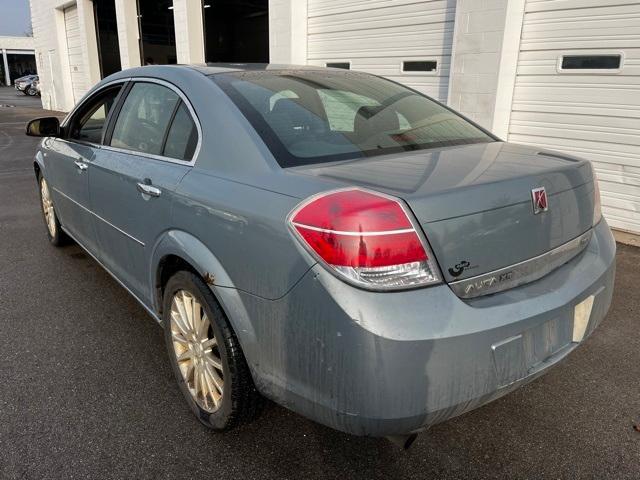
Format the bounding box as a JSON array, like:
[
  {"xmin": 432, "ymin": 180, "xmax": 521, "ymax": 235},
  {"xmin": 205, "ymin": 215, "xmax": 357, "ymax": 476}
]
[
  {"xmin": 170, "ymin": 309, "xmax": 191, "ymax": 337},
  {"xmin": 181, "ymin": 291, "xmax": 194, "ymax": 331},
  {"xmin": 197, "ymin": 312, "xmax": 210, "ymax": 340},
  {"xmin": 205, "ymin": 363, "xmax": 224, "ymax": 394},
  {"xmin": 202, "ymin": 337, "xmax": 217, "ymax": 349},
  {"xmin": 192, "ymin": 300, "xmax": 203, "ymax": 338},
  {"xmin": 171, "ymin": 332, "xmax": 189, "ymax": 345},
  {"xmin": 206, "ymin": 355, "xmax": 223, "ymax": 371},
  {"xmin": 177, "ymin": 349, "xmax": 194, "ymax": 362},
  {"xmin": 177, "ymin": 296, "xmax": 192, "ymax": 333},
  {"xmin": 202, "ymin": 369, "xmax": 218, "ymax": 407}
]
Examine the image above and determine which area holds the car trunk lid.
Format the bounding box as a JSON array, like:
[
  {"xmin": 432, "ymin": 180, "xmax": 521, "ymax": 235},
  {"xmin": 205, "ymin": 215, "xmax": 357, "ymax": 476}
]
[{"xmin": 293, "ymin": 142, "xmax": 596, "ymax": 288}]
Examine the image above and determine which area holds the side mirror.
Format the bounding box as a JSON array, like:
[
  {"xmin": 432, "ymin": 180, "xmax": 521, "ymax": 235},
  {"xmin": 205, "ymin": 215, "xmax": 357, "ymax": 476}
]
[{"xmin": 26, "ymin": 117, "xmax": 61, "ymax": 137}]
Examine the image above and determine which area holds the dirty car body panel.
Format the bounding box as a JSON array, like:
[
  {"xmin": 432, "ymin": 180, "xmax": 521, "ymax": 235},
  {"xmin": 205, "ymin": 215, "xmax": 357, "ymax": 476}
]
[{"xmin": 32, "ymin": 64, "xmax": 616, "ymax": 437}]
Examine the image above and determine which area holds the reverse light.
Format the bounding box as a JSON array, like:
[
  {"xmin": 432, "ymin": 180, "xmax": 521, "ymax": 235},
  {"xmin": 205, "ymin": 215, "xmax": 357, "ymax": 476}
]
[
  {"xmin": 288, "ymin": 188, "xmax": 442, "ymax": 290},
  {"xmin": 593, "ymin": 170, "xmax": 603, "ymax": 226}
]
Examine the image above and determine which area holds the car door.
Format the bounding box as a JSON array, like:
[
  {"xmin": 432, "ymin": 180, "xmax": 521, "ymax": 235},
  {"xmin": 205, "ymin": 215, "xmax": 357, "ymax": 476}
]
[
  {"xmin": 89, "ymin": 80, "xmax": 199, "ymax": 304},
  {"xmin": 44, "ymin": 83, "xmax": 124, "ymax": 253}
]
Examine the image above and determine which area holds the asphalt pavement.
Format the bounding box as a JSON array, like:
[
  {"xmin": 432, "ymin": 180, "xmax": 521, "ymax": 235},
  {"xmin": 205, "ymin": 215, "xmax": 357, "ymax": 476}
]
[{"xmin": 0, "ymin": 86, "xmax": 638, "ymax": 479}]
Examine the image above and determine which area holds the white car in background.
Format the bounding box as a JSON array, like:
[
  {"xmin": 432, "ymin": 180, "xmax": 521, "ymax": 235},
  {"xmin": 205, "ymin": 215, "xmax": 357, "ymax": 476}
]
[{"xmin": 14, "ymin": 75, "xmax": 39, "ymax": 96}]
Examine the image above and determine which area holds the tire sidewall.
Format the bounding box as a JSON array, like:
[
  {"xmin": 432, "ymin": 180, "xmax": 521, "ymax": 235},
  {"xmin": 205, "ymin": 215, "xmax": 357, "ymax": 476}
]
[{"xmin": 162, "ymin": 272, "xmax": 235, "ymax": 430}]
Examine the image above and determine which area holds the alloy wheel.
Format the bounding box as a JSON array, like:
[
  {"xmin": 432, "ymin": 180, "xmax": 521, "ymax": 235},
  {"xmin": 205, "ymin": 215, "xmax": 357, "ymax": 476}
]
[
  {"xmin": 169, "ymin": 290, "xmax": 224, "ymax": 412},
  {"xmin": 40, "ymin": 178, "xmax": 56, "ymax": 237}
]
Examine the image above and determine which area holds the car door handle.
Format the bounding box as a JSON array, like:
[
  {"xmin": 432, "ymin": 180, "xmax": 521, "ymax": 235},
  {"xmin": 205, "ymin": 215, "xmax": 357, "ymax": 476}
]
[
  {"xmin": 74, "ymin": 160, "xmax": 88, "ymax": 171},
  {"xmin": 137, "ymin": 182, "xmax": 161, "ymax": 197}
]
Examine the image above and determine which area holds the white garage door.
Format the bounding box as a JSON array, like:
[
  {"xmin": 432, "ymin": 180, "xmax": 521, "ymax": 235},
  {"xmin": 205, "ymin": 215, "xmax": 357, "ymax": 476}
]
[
  {"xmin": 509, "ymin": 0, "xmax": 640, "ymax": 234},
  {"xmin": 64, "ymin": 4, "xmax": 88, "ymax": 104},
  {"xmin": 306, "ymin": 0, "xmax": 456, "ymax": 102}
]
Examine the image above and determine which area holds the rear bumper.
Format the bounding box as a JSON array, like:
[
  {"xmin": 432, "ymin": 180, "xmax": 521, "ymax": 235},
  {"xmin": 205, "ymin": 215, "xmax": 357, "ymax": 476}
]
[{"xmin": 240, "ymin": 220, "xmax": 616, "ymax": 437}]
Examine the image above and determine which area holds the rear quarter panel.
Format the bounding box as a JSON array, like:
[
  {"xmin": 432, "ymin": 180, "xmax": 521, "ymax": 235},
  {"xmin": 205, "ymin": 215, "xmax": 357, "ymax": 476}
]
[{"xmin": 170, "ymin": 169, "xmax": 312, "ymax": 300}]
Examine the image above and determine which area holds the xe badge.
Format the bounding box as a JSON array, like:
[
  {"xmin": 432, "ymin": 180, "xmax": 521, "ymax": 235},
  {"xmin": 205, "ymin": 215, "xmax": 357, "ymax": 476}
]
[{"xmin": 531, "ymin": 187, "xmax": 548, "ymax": 215}]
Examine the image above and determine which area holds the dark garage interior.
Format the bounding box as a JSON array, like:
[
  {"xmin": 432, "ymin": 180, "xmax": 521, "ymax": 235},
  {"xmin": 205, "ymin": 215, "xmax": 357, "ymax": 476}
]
[
  {"xmin": 203, "ymin": 0, "xmax": 269, "ymax": 63},
  {"xmin": 93, "ymin": 0, "xmax": 122, "ymax": 78},
  {"xmin": 6, "ymin": 53, "xmax": 37, "ymax": 84},
  {"xmin": 137, "ymin": 0, "xmax": 177, "ymax": 65}
]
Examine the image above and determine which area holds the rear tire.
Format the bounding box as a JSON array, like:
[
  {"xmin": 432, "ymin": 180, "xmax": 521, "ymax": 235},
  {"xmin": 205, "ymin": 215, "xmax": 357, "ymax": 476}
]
[
  {"xmin": 162, "ymin": 270, "xmax": 262, "ymax": 431},
  {"xmin": 38, "ymin": 175, "xmax": 69, "ymax": 247}
]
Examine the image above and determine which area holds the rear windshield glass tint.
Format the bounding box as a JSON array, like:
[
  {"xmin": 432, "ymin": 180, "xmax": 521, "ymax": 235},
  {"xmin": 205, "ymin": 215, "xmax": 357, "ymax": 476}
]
[{"xmin": 211, "ymin": 70, "xmax": 493, "ymax": 167}]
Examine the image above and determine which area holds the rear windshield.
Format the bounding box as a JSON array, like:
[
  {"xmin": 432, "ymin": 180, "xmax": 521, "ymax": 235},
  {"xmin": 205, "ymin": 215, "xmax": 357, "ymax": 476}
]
[{"xmin": 211, "ymin": 70, "xmax": 494, "ymax": 167}]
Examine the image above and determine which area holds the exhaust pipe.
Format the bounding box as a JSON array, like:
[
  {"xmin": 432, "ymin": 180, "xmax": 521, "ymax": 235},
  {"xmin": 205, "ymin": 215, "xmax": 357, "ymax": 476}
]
[{"xmin": 386, "ymin": 433, "xmax": 418, "ymax": 450}]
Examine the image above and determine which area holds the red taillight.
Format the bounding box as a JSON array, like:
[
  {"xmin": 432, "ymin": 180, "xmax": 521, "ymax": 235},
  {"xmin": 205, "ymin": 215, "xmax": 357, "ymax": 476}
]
[{"xmin": 288, "ymin": 188, "xmax": 441, "ymax": 289}]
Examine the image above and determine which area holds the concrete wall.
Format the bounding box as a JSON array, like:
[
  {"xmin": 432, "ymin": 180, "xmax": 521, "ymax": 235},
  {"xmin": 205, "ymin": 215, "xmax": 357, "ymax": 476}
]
[
  {"xmin": 0, "ymin": 36, "xmax": 35, "ymax": 50},
  {"xmin": 447, "ymin": 0, "xmax": 525, "ymax": 136}
]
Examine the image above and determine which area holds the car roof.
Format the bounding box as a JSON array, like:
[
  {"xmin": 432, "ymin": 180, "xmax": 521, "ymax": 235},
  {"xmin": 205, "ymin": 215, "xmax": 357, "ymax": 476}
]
[
  {"xmin": 188, "ymin": 63, "xmax": 346, "ymax": 75},
  {"xmin": 106, "ymin": 63, "xmax": 351, "ymax": 81}
]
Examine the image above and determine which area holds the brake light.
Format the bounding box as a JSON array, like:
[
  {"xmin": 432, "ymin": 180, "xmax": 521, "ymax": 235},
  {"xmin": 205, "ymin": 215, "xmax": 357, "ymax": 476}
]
[{"xmin": 288, "ymin": 188, "xmax": 441, "ymax": 289}]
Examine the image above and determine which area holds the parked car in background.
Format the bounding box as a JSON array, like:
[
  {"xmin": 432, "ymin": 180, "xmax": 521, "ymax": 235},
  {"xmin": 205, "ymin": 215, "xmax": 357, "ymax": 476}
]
[
  {"xmin": 27, "ymin": 78, "xmax": 41, "ymax": 97},
  {"xmin": 26, "ymin": 65, "xmax": 616, "ymax": 449},
  {"xmin": 14, "ymin": 75, "xmax": 39, "ymax": 95}
]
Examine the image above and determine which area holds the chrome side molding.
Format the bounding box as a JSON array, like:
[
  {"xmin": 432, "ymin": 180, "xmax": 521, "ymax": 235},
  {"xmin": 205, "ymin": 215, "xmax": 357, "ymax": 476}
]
[{"xmin": 450, "ymin": 230, "xmax": 593, "ymax": 299}]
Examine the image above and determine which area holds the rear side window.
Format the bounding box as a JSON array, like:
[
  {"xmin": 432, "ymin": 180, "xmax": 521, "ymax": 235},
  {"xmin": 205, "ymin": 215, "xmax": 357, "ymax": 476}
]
[
  {"xmin": 163, "ymin": 103, "xmax": 198, "ymax": 161},
  {"xmin": 110, "ymin": 82, "xmax": 179, "ymax": 155}
]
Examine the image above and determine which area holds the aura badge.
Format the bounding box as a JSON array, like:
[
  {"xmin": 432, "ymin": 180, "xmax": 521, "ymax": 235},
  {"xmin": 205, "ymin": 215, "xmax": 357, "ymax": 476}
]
[{"xmin": 531, "ymin": 187, "xmax": 548, "ymax": 215}]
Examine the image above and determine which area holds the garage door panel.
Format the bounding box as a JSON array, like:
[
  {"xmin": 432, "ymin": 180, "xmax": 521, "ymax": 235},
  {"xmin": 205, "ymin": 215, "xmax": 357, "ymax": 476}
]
[
  {"xmin": 526, "ymin": 0, "xmax": 640, "ymax": 13},
  {"xmin": 308, "ymin": 2, "xmax": 453, "ymax": 34},
  {"xmin": 515, "ymin": 49, "xmax": 640, "ymax": 75},
  {"xmin": 308, "ymin": 0, "xmax": 452, "ymax": 17},
  {"xmin": 509, "ymin": 123, "xmax": 640, "ymax": 147},
  {"xmin": 64, "ymin": 4, "xmax": 87, "ymax": 104},
  {"xmin": 512, "ymin": 86, "xmax": 640, "ymax": 108},
  {"xmin": 521, "ymin": 38, "xmax": 640, "ymax": 51},
  {"xmin": 520, "ymin": 3, "xmax": 640, "ymax": 52},
  {"xmin": 525, "ymin": 1, "xmax": 640, "ymax": 17},
  {"xmin": 308, "ymin": 0, "xmax": 454, "ymax": 101},
  {"xmin": 508, "ymin": 134, "xmax": 639, "ymax": 163},
  {"xmin": 510, "ymin": 112, "xmax": 640, "ymax": 133},
  {"xmin": 512, "ymin": 101, "xmax": 640, "ymax": 119},
  {"xmin": 308, "ymin": 28, "xmax": 453, "ymax": 59},
  {"xmin": 523, "ymin": 17, "xmax": 640, "ymax": 34},
  {"xmin": 512, "ymin": 72, "xmax": 640, "ymax": 86}
]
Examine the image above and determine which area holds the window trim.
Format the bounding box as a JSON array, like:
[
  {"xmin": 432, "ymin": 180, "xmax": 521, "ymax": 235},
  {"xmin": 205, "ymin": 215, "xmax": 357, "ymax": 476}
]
[
  {"xmin": 62, "ymin": 77, "xmax": 202, "ymax": 166},
  {"xmin": 401, "ymin": 59, "xmax": 438, "ymax": 75},
  {"xmin": 61, "ymin": 79, "xmax": 129, "ymax": 148},
  {"xmin": 102, "ymin": 77, "xmax": 203, "ymax": 165},
  {"xmin": 556, "ymin": 51, "xmax": 624, "ymax": 74}
]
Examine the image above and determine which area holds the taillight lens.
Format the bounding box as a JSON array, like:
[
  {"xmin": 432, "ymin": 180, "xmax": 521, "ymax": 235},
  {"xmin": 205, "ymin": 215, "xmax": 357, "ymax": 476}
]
[
  {"xmin": 288, "ymin": 188, "xmax": 441, "ymax": 289},
  {"xmin": 593, "ymin": 170, "xmax": 603, "ymax": 226}
]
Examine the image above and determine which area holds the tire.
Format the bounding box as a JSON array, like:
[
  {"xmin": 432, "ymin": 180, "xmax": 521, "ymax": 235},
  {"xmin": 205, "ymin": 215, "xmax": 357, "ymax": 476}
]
[
  {"xmin": 38, "ymin": 174, "xmax": 70, "ymax": 247},
  {"xmin": 162, "ymin": 270, "xmax": 262, "ymax": 431},
  {"xmin": 27, "ymin": 87, "xmax": 37, "ymax": 96}
]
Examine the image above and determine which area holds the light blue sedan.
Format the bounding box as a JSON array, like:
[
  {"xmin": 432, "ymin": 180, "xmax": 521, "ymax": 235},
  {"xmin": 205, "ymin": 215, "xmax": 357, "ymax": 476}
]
[{"xmin": 27, "ymin": 64, "xmax": 615, "ymax": 448}]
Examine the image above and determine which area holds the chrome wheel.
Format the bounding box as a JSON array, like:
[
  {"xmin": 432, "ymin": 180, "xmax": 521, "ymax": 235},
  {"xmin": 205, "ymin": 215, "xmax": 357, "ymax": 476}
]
[
  {"xmin": 170, "ymin": 290, "xmax": 224, "ymax": 413},
  {"xmin": 40, "ymin": 178, "xmax": 56, "ymax": 237}
]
